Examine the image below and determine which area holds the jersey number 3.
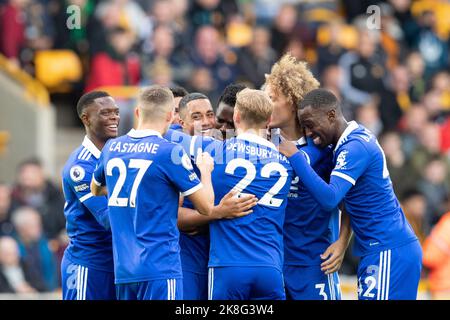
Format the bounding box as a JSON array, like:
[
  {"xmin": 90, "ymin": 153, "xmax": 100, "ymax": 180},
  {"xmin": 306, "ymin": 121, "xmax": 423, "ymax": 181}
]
[{"xmin": 106, "ymin": 158, "xmax": 152, "ymax": 207}]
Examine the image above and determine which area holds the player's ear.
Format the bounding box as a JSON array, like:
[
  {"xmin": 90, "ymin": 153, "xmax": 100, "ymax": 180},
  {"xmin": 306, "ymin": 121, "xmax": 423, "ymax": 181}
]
[
  {"xmin": 134, "ymin": 107, "xmax": 140, "ymax": 120},
  {"xmin": 80, "ymin": 112, "xmax": 89, "ymax": 127},
  {"xmin": 327, "ymin": 109, "xmax": 336, "ymax": 122},
  {"xmin": 233, "ymin": 109, "xmax": 240, "ymax": 125}
]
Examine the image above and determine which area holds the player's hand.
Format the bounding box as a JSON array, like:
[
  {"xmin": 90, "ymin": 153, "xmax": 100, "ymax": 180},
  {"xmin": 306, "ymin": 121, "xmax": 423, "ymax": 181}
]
[
  {"xmin": 213, "ymin": 190, "xmax": 258, "ymax": 220},
  {"xmin": 320, "ymin": 240, "xmax": 346, "ymax": 274},
  {"xmin": 195, "ymin": 150, "xmax": 214, "ymax": 173},
  {"xmin": 277, "ymin": 136, "xmax": 299, "ymax": 158}
]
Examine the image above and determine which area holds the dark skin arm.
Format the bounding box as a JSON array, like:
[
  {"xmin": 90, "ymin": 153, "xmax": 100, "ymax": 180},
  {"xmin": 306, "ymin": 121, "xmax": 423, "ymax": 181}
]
[{"xmin": 321, "ymin": 209, "xmax": 352, "ymax": 274}]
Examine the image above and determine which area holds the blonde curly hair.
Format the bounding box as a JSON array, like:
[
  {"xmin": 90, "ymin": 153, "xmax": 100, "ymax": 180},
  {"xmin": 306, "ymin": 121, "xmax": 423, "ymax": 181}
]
[{"xmin": 265, "ymin": 53, "xmax": 320, "ymax": 107}]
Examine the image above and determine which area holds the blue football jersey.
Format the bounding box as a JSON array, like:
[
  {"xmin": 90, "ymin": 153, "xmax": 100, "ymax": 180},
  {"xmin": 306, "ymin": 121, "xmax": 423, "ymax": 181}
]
[
  {"xmin": 164, "ymin": 129, "xmax": 211, "ymax": 276},
  {"xmin": 331, "ymin": 121, "xmax": 417, "ymax": 256},
  {"xmin": 207, "ymin": 133, "xmax": 293, "ymax": 271},
  {"xmin": 93, "ymin": 129, "xmax": 202, "ymax": 284},
  {"xmin": 61, "ymin": 136, "xmax": 113, "ymax": 272},
  {"xmin": 284, "ymin": 138, "xmax": 340, "ymax": 266}
]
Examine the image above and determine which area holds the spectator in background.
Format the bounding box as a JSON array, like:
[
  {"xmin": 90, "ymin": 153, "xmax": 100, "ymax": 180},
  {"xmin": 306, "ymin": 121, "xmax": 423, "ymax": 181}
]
[
  {"xmin": 50, "ymin": 0, "xmax": 95, "ymax": 56},
  {"xmin": 187, "ymin": 67, "xmax": 217, "ymax": 104},
  {"xmin": 188, "ymin": 0, "xmax": 239, "ymax": 34},
  {"xmin": 422, "ymin": 211, "xmax": 450, "ymax": 299},
  {"xmin": 236, "ymin": 26, "xmax": 276, "ymax": 89},
  {"xmin": 21, "ymin": 0, "xmax": 55, "ymax": 74},
  {"xmin": 410, "ymin": 123, "xmax": 443, "ymax": 174},
  {"xmin": 270, "ymin": 3, "xmax": 298, "ymax": 57},
  {"xmin": 0, "ymin": 183, "xmax": 14, "ymax": 237},
  {"xmin": 401, "ymin": 189, "xmax": 427, "ymax": 244},
  {"xmin": 417, "ymin": 157, "xmax": 450, "ymax": 228},
  {"xmin": 0, "ymin": 236, "xmax": 37, "ymax": 293},
  {"xmin": 190, "ymin": 25, "xmax": 237, "ymax": 103},
  {"xmin": 85, "ymin": 26, "xmax": 140, "ymax": 93},
  {"xmin": 379, "ymin": 64, "xmax": 411, "ymax": 132},
  {"xmin": 379, "ymin": 131, "xmax": 417, "ymax": 198},
  {"xmin": 406, "ymin": 51, "xmax": 427, "ymax": 102},
  {"xmin": 422, "ymin": 89, "xmax": 446, "ymax": 124},
  {"xmin": 86, "ymin": 0, "xmax": 122, "ymax": 56},
  {"xmin": 11, "ymin": 207, "xmax": 58, "ymax": 292},
  {"xmin": 321, "ymin": 64, "xmax": 354, "ymax": 120},
  {"xmin": 412, "ymin": 10, "xmax": 448, "ymax": 80},
  {"xmin": 141, "ymin": 24, "xmax": 190, "ymax": 86},
  {"xmin": 399, "ymin": 104, "xmax": 429, "ymax": 158},
  {"xmin": 0, "ymin": 0, "xmax": 28, "ymax": 67},
  {"xmin": 339, "ymin": 27, "xmax": 386, "ymax": 108},
  {"xmin": 354, "ymin": 97, "xmax": 383, "ymax": 137},
  {"xmin": 11, "ymin": 158, "xmax": 65, "ymax": 241},
  {"xmin": 317, "ymin": 20, "xmax": 347, "ymax": 75}
]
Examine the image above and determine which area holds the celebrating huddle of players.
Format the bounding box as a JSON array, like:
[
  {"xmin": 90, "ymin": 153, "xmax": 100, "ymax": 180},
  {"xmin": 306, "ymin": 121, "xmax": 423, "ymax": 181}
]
[{"xmin": 60, "ymin": 54, "xmax": 422, "ymax": 301}]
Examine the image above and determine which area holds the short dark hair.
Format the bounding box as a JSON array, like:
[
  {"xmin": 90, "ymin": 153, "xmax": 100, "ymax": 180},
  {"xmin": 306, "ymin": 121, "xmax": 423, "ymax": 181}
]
[
  {"xmin": 218, "ymin": 83, "xmax": 247, "ymax": 108},
  {"xmin": 298, "ymin": 88, "xmax": 340, "ymax": 111},
  {"xmin": 170, "ymin": 86, "xmax": 189, "ymax": 98},
  {"xmin": 179, "ymin": 92, "xmax": 209, "ymax": 114},
  {"xmin": 401, "ymin": 188, "xmax": 424, "ymax": 202},
  {"xmin": 76, "ymin": 91, "xmax": 111, "ymax": 117}
]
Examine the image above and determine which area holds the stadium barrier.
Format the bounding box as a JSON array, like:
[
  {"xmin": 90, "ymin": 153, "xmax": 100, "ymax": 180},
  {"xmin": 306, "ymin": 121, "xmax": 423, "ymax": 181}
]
[{"xmin": 0, "ymin": 55, "xmax": 55, "ymax": 183}]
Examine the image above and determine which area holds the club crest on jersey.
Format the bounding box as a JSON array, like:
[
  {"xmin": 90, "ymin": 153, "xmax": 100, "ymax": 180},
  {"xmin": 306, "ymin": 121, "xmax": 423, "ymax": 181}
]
[
  {"xmin": 181, "ymin": 153, "xmax": 194, "ymax": 171},
  {"xmin": 335, "ymin": 150, "xmax": 348, "ymax": 170},
  {"xmin": 70, "ymin": 165, "xmax": 85, "ymax": 182}
]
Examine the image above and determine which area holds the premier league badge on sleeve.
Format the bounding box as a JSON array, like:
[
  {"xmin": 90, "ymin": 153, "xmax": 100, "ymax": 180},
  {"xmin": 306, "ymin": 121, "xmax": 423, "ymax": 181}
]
[{"xmin": 70, "ymin": 165, "xmax": 85, "ymax": 182}]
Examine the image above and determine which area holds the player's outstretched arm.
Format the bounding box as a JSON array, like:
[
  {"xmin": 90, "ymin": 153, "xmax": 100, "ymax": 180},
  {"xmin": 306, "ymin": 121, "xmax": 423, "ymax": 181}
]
[
  {"xmin": 187, "ymin": 151, "xmax": 215, "ymax": 216},
  {"xmin": 321, "ymin": 210, "xmax": 352, "ymax": 274},
  {"xmin": 278, "ymin": 139, "xmax": 353, "ymax": 211},
  {"xmin": 178, "ymin": 191, "xmax": 258, "ymax": 232}
]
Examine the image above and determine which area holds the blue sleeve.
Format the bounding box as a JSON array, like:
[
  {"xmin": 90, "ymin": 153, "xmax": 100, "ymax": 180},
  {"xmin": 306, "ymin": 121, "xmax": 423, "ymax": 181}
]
[
  {"xmin": 299, "ymin": 137, "xmax": 332, "ymax": 167},
  {"xmin": 66, "ymin": 161, "xmax": 110, "ymax": 229},
  {"xmin": 288, "ymin": 152, "xmax": 354, "ymax": 211},
  {"xmin": 330, "ymin": 140, "xmax": 371, "ymax": 185},
  {"xmin": 165, "ymin": 144, "xmax": 203, "ymax": 196},
  {"xmin": 164, "ymin": 129, "xmax": 192, "ymax": 156},
  {"xmin": 92, "ymin": 151, "xmax": 106, "ymax": 187}
]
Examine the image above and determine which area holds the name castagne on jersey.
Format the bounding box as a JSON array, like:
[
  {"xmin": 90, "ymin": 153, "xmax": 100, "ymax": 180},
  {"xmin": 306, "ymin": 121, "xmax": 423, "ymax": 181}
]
[{"xmin": 109, "ymin": 141, "xmax": 160, "ymax": 154}]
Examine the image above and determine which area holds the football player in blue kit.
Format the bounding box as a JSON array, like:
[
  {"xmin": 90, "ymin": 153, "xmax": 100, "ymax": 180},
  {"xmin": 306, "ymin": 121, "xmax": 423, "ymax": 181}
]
[
  {"xmin": 61, "ymin": 91, "xmax": 119, "ymax": 300},
  {"xmin": 264, "ymin": 54, "xmax": 351, "ymax": 300},
  {"xmin": 166, "ymin": 92, "xmax": 257, "ymax": 300},
  {"xmin": 279, "ymin": 89, "xmax": 422, "ymax": 300},
  {"xmin": 207, "ymin": 88, "xmax": 294, "ymax": 300},
  {"xmin": 91, "ymin": 86, "xmax": 216, "ymax": 300}
]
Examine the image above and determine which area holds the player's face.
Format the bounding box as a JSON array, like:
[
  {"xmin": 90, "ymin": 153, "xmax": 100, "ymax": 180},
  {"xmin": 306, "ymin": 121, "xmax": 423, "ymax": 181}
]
[
  {"xmin": 87, "ymin": 96, "xmax": 120, "ymax": 141},
  {"xmin": 183, "ymin": 99, "xmax": 216, "ymax": 136},
  {"xmin": 298, "ymin": 106, "xmax": 335, "ymax": 148},
  {"xmin": 215, "ymin": 102, "xmax": 235, "ymax": 139},
  {"xmin": 264, "ymin": 84, "xmax": 294, "ymax": 129}
]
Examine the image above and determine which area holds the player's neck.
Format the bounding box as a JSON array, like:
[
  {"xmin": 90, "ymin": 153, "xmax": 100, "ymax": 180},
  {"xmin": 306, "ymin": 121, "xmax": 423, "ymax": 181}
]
[
  {"xmin": 280, "ymin": 123, "xmax": 303, "ymax": 141},
  {"xmin": 236, "ymin": 127, "xmax": 266, "ymax": 138},
  {"xmin": 86, "ymin": 133, "xmax": 106, "ymax": 151},
  {"xmin": 334, "ymin": 118, "xmax": 349, "ymax": 145},
  {"xmin": 136, "ymin": 121, "xmax": 166, "ymax": 136}
]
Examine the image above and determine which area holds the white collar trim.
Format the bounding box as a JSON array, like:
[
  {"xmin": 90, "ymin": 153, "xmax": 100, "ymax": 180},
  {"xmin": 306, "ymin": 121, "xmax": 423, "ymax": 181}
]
[
  {"xmin": 334, "ymin": 121, "xmax": 359, "ymax": 152},
  {"xmin": 127, "ymin": 128, "xmax": 162, "ymax": 139},
  {"xmin": 82, "ymin": 136, "xmax": 101, "ymax": 159},
  {"xmin": 237, "ymin": 132, "xmax": 277, "ymax": 150}
]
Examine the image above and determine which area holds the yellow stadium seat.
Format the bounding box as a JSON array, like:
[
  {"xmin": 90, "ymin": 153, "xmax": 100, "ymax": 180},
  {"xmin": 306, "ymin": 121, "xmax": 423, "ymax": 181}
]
[{"xmin": 34, "ymin": 50, "xmax": 83, "ymax": 92}]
